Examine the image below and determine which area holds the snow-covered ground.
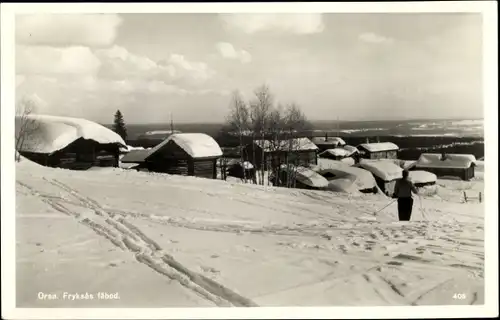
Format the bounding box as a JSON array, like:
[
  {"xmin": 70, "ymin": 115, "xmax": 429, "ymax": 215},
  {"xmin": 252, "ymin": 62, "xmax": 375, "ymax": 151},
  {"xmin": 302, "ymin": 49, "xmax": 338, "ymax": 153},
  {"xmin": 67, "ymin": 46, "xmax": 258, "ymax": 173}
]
[{"xmin": 15, "ymin": 157, "xmax": 484, "ymax": 308}]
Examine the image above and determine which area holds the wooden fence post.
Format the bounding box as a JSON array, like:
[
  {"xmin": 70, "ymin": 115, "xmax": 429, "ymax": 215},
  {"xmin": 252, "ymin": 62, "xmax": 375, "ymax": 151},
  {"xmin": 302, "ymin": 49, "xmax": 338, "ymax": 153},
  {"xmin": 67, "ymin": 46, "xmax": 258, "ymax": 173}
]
[{"xmin": 463, "ymin": 191, "xmax": 468, "ymax": 203}]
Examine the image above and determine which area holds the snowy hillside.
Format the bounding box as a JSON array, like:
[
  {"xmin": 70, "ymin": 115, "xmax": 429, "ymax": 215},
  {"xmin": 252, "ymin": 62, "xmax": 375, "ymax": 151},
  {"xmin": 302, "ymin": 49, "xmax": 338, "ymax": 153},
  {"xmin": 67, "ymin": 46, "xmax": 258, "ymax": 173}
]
[{"xmin": 15, "ymin": 158, "xmax": 484, "ymax": 307}]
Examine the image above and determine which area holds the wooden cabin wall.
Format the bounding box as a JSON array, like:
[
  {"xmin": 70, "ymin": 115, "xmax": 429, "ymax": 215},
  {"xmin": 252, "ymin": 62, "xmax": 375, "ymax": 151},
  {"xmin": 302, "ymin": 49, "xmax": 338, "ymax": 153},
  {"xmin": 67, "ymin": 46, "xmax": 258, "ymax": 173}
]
[
  {"xmin": 192, "ymin": 159, "xmax": 217, "ymax": 179},
  {"xmin": 147, "ymin": 141, "xmax": 190, "ymax": 175},
  {"xmin": 21, "ymin": 139, "xmax": 120, "ymax": 170},
  {"xmin": 146, "ymin": 141, "xmax": 219, "ymax": 179},
  {"xmin": 360, "ymin": 149, "xmax": 398, "ymax": 160},
  {"xmin": 19, "ymin": 151, "xmax": 49, "ymax": 166}
]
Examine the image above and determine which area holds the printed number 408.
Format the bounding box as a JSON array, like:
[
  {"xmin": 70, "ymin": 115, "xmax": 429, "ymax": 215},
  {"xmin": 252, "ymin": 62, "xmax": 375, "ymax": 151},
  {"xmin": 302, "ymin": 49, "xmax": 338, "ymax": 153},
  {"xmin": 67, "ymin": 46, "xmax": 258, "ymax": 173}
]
[{"xmin": 453, "ymin": 293, "xmax": 467, "ymax": 300}]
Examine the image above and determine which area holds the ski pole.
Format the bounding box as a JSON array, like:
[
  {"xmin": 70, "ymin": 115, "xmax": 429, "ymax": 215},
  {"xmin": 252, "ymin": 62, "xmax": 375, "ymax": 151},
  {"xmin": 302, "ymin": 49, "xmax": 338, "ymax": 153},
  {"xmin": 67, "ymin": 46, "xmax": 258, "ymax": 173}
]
[
  {"xmin": 373, "ymin": 199, "xmax": 397, "ymax": 216},
  {"xmin": 418, "ymin": 196, "xmax": 427, "ymax": 221}
]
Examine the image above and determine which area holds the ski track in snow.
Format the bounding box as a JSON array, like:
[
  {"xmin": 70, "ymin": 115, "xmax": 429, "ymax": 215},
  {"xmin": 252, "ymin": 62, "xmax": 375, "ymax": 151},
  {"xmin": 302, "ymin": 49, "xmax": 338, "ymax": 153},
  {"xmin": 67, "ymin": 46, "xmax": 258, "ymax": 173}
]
[
  {"xmin": 15, "ymin": 165, "xmax": 484, "ymax": 306},
  {"xmin": 17, "ymin": 178, "xmax": 257, "ymax": 307}
]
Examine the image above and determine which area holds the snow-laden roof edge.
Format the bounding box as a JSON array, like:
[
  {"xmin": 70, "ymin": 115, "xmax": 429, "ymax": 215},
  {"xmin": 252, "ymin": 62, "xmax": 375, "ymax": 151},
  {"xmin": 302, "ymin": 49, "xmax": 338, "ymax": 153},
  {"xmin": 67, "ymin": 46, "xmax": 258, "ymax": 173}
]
[
  {"xmin": 320, "ymin": 148, "xmax": 355, "ymax": 158},
  {"xmin": 415, "ymin": 153, "xmax": 477, "ymax": 169},
  {"xmin": 358, "ymin": 142, "xmax": 399, "ymax": 153},
  {"xmin": 358, "ymin": 159, "xmax": 403, "ymax": 181},
  {"xmin": 311, "ymin": 136, "xmax": 346, "ymax": 146},
  {"xmin": 145, "ymin": 133, "xmax": 223, "ymax": 160},
  {"xmin": 15, "ymin": 114, "xmax": 126, "ymax": 154}
]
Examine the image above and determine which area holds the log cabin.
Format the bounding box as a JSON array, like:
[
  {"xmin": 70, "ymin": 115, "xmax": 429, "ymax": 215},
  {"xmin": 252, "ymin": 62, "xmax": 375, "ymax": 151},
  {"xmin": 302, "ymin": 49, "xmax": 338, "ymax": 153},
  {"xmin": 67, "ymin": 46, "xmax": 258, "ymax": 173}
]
[
  {"xmin": 311, "ymin": 134, "xmax": 346, "ymax": 152},
  {"xmin": 357, "ymin": 142, "xmax": 399, "ymax": 160},
  {"xmin": 410, "ymin": 153, "xmax": 476, "ymax": 181},
  {"xmin": 120, "ymin": 133, "xmax": 222, "ymax": 179},
  {"xmin": 243, "ymin": 137, "xmax": 319, "ymax": 171},
  {"xmin": 15, "ymin": 115, "xmax": 126, "ymax": 170}
]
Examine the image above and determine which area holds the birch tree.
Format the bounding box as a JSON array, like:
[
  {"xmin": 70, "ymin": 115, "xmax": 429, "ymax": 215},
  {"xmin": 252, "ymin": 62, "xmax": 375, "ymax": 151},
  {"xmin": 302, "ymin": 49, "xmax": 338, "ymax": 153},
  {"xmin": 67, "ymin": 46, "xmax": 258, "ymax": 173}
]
[
  {"xmin": 282, "ymin": 103, "xmax": 310, "ymax": 188},
  {"xmin": 225, "ymin": 91, "xmax": 250, "ymax": 182},
  {"xmin": 267, "ymin": 104, "xmax": 287, "ymax": 186},
  {"xmin": 249, "ymin": 85, "xmax": 273, "ymax": 185},
  {"xmin": 15, "ymin": 98, "xmax": 39, "ymax": 162}
]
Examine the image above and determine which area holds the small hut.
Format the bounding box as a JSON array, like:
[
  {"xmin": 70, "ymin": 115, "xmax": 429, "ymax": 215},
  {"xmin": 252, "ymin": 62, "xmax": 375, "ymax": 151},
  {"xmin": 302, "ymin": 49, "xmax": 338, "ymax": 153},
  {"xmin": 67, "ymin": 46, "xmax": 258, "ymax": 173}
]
[
  {"xmin": 357, "ymin": 160, "xmax": 403, "ymax": 196},
  {"xmin": 410, "ymin": 153, "xmax": 476, "ymax": 181},
  {"xmin": 120, "ymin": 133, "xmax": 222, "ymax": 179},
  {"xmin": 357, "ymin": 142, "xmax": 399, "ymax": 160},
  {"xmin": 227, "ymin": 160, "xmax": 256, "ymax": 180},
  {"xmin": 243, "ymin": 137, "xmax": 318, "ymax": 171},
  {"xmin": 319, "ymin": 145, "xmax": 358, "ymax": 161},
  {"xmin": 311, "ymin": 134, "xmax": 346, "ymax": 152},
  {"xmin": 15, "ymin": 115, "xmax": 126, "ymax": 170}
]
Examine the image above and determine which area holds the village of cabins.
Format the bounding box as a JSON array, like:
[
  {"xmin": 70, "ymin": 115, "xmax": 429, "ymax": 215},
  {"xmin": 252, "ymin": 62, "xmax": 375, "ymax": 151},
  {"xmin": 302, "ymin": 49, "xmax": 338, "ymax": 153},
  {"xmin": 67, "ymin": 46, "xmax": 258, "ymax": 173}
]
[{"xmin": 15, "ymin": 115, "xmax": 479, "ymax": 195}]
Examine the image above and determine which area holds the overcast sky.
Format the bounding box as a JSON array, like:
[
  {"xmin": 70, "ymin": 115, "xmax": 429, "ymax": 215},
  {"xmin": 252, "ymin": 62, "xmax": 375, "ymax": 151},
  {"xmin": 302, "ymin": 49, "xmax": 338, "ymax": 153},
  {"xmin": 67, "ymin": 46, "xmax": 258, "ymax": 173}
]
[{"xmin": 15, "ymin": 13, "xmax": 483, "ymax": 124}]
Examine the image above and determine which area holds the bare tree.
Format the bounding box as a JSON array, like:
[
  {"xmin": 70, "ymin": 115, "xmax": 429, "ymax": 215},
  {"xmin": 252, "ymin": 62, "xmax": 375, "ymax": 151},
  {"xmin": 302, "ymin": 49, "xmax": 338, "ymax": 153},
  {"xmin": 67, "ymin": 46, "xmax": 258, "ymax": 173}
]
[
  {"xmin": 266, "ymin": 104, "xmax": 289, "ymax": 186},
  {"xmin": 249, "ymin": 84, "xmax": 273, "ymax": 185},
  {"xmin": 222, "ymin": 85, "xmax": 311, "ymax": 189},
  {"xmin": 282, "ymin": 103, "xmax": 311, "ymax": 188},
  {"xmin": 15, "ymin": 98, "xmax": 39, "ymax": 162},
  {"xmin": 225, "ymin": 91, "xmax": 250, "ymax": 183}
]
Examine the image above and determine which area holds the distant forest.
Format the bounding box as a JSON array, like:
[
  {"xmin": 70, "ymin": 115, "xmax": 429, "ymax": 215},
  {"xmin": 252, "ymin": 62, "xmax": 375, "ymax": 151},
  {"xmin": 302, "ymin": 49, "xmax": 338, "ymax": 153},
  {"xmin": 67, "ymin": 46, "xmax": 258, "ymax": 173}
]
[{"xmin": 126, "ymin": 132, "xmax": 484, "ymax": 161}]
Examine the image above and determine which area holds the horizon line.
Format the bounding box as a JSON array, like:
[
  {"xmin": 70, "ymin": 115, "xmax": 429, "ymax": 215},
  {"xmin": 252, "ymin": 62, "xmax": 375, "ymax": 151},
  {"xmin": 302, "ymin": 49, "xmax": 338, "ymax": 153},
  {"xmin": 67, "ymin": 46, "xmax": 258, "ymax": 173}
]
[{"xmin": 101, "ymin": 117, "xmax": 484, "ymax": 126}]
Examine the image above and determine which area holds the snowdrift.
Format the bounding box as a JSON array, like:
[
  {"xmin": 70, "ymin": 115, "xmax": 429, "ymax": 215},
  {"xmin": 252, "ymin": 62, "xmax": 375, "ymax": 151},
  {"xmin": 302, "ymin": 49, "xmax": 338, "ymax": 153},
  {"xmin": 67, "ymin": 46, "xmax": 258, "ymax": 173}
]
[
  {"xmin": 15, "ymin": 114, "xmax": 126, "ymax": 154},
  {"xmin": 14, "ymin": 155, "xmax": 485, "ymax": 308},
  {"xmin": 312, "ymin": 159, "xmax": 377, "ymax": 192},
  {"xmin": 279, "ymin": 164, "xmax": 329, "ymax": 188},
  {"xmin": 339, "ymin": 157, "xmax": 355, "ymax": 166},
  {"xmin": 358, "ymin": 159, "xmax": 403, "ymax": 182},
  {"xmin": 327, "ymin": 176, "xmax": 363, "ymax": 193}
]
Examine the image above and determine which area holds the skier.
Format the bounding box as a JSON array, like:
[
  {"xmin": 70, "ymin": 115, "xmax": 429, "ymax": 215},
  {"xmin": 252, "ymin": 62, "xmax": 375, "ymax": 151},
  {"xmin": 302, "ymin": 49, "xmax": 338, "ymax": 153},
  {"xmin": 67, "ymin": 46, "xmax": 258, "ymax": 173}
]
[{"xmin": 393, "ymin": 170, "xmax": 419, "ymax": 221}]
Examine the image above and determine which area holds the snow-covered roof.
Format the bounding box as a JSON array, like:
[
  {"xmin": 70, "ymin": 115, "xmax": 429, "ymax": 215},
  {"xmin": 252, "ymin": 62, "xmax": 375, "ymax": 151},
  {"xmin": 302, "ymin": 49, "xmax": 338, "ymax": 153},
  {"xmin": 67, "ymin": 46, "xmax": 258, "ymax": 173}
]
[
  {"xmin": 358, "ymin": 142, "xmax": 399, "ymax": 153},
  {"xmin": 415, "ymin": 153, "xmax": 477, "ymax": 169},
  {"xmin": 15, "ymin": 114, "xmax": 126, "ymax": 154},
  {"xmin": 311, "ymin": 136, "xmax": 346, "ymax": 146},
  {"xmin": 358, "ymin": 159, "xmax": 403, "ymax": 181},
  {"xmin": 343, "ymin": 145, "xmax": 359, "ymax": 154},
  {"xmin": 408, "ymin": 171, "xmax": 437, "ymax": 184},
  {"xmin": 148, "ymin": 133, "xmax": 223, "ymax": 159},
  {"xmin": 280, "ymin": 165, "xmax": 328, "ymax": 188},
  {"xmin": 312, "ymin": 160, "xmax": 376, "ymax": 190},
  {"xmin": 120, "ymin": 145, "xmax": 149, "ymax": 153},
  {"xmin": 120, "ymin": 149, "xmax": 150, "ymax": 163},
  {"xmin": 254, "ymin": 138, "xmax": 318, "ymax": 152},
  {"xmin": 320, "ymin": 148, "xmax": 354, "ymax": 158},
  {"xmin": 224, "ymin": 160, "xmax": 254, "ymax": 170}
]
